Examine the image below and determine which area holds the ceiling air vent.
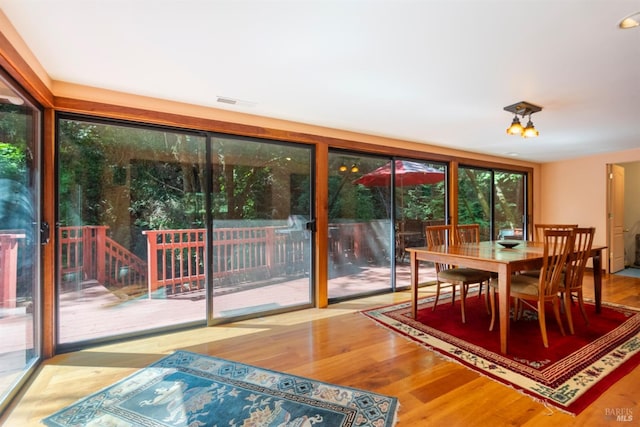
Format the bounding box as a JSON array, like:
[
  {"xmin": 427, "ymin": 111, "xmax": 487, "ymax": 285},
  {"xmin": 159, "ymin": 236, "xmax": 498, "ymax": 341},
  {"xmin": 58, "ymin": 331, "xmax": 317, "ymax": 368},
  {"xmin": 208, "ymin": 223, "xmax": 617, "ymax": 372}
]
[
  {"xmin": 216, "ymin": 96, "xmax": 256, "ymax": 107},
  {"xmin": 216, "ymin": 96, "xmax": 237, "ymax": 105}
]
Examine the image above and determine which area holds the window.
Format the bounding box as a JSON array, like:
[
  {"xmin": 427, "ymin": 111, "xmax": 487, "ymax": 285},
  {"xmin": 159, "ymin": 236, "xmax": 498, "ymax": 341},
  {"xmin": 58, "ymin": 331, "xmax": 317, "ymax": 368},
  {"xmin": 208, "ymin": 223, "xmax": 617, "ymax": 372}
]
[
  {"xmin": 458, "ymin": 166, "xmax": 526, "ymax": 240},
  {"xmin": 0, "ymin": 73, "xmax": 41, "ymax": 413}
]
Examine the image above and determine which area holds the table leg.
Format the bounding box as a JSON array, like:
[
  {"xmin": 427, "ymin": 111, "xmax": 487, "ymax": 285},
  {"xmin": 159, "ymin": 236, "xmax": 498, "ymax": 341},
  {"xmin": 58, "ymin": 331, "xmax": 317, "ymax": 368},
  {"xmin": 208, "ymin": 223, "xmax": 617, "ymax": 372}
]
[
  {"xmin": 411, "ymin": 251, "xmax": 418, "ymax": 318},
  {"xmin": 498, "ymin": 264, "xmax": 510, "ymax": 354},
  {"xmin": 593, "ymin": 248, "xmax": 603, "ymax": 314}
]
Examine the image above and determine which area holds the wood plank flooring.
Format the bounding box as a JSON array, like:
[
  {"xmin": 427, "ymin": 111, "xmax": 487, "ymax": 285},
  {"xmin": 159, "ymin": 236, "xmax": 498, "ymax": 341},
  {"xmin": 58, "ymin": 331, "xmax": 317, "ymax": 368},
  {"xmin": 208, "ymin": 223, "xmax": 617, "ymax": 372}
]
[{"xmin": 1, "ymin": 271, "xmax": 638, "ymax": 426}]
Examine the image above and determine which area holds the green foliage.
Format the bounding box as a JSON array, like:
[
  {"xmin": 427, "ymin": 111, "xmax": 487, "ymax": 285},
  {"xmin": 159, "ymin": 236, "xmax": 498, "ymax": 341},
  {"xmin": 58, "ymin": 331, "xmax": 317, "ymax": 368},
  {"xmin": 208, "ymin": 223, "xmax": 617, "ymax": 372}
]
[
  {"xmin": 401, "ymin": 183, "xmax": 445, "ymax": 220},
  {"xmin": 458, "ymin": 167, "xmax": 525, "ymax": 239},
  {"xmin": 58, "ymin": 120, "xmax": 108, "ymax": 226},
  {"xmin": 0, "ymin": 142, "xmax": 26, "ymax": 180},
  {"xmin": 0, "ymin": 104, "xmax": 30, "ymax": 182}
]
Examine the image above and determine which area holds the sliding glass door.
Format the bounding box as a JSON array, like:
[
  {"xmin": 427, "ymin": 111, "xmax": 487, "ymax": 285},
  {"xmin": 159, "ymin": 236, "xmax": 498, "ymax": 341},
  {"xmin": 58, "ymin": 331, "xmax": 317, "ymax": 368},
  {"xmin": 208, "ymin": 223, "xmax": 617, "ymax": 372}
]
[
  {"xmin": 0, "ymin": 74, "xmax": 41, "ymax": 412},
  {"xmin": 57, "ymin": 117, "xmax": 208, "ymax": 347},
  {"xmin": 57, "ymin": 117, "xmax": 315, "ymax": 346},
  {"xmin": 209, "ymin": 135, "xmax": 314, "ymax": 319},
  {"xmin": 327, "ymin": 151, "xmax": 393, "ymax": 300},
  {"xmin": 458, "ymin": 166, "xmax": 526, "ymax": 240},
  {"xmin": 394, "ymin": 159, "xmax": 447, "ymax": 288}
]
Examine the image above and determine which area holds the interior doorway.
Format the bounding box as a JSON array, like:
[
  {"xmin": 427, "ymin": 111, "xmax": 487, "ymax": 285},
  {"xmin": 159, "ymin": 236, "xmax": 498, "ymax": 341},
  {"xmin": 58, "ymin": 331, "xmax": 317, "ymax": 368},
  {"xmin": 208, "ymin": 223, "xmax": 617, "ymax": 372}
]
[{"xmin": 608, "ymin": 161, "xmax": 640, "ymax": 274}]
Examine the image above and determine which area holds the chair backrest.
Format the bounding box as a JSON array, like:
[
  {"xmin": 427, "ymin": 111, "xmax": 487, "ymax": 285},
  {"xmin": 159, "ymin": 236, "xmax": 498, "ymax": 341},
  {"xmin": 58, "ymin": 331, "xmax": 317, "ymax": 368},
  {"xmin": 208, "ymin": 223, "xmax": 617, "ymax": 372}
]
[
  {"xmin": 533, "ymin": 224, "xmax": 578, "ymax": 242},
  {"xmin": 425, "ymin": 224, "xmax": 452, "ymax": 246},
  {"xmin": 564, "ymin": 227, "xmax": 595, "ymax": 292},
  {"xmin": 425, "ymin": 225, "xmax": 453, "ymax": 272},
  {"xmin": 455, "ymin": 224, "xmax": 481, "ymax": 244},
  {"xmin": 539, "ymin": 229, "xmax": 575, "ymax": 296}
]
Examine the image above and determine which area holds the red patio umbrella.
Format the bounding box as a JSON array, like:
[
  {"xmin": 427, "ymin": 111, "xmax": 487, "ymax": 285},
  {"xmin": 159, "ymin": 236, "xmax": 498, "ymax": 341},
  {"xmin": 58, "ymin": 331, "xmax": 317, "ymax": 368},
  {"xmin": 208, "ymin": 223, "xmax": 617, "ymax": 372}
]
[{"xmin": 353, "ymin": 160, "xmax": 445, "ymax": 187}]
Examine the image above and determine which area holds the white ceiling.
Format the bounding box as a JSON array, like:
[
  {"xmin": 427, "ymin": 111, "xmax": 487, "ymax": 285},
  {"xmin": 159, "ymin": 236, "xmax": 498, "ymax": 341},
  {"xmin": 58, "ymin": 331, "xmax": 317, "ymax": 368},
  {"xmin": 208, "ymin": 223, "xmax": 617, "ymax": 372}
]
[{"xmin": 2, "ymin": 0, "xmax": 640, "ymax": 163}]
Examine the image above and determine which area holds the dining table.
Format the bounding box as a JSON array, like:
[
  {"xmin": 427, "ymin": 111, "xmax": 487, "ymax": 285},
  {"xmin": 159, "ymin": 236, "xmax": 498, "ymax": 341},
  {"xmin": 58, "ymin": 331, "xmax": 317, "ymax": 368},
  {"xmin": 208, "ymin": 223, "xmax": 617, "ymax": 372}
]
[{"xmin": 407, "ymin": 240, "xmax": 606, "ymax": 354}]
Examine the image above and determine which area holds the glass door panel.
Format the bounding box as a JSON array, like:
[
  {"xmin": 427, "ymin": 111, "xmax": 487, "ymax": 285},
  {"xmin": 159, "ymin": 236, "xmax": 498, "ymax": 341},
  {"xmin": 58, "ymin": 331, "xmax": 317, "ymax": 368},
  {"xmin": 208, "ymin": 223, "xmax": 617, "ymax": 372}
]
[
  {"xmin": 494, "ymin": 171, "xmax": 525, "ymax": 240},
  {"xmin": 0, "ymin": 75, "xmax": 40, "ymax": 411},
  {"xmin": 57, "ymin": 118, "xmax": 207, "ymax": 346},
  {"xmin": 458, "ymin": 166, "xmax": 526, "ymax": 240},
  {"xmin": 394, "ymin": 159, "xmax": 447, "ymax": 288},
  {"xmin": 328, "ymin": 152, "xmax": 392, "ymax": 300},
  {"xmin": 458, "ymin": 167, "xmax": 492, "ymax": 240},
  {"xmin": 210, "ymin": 136, "xmax": 313, "ymax": 319}
]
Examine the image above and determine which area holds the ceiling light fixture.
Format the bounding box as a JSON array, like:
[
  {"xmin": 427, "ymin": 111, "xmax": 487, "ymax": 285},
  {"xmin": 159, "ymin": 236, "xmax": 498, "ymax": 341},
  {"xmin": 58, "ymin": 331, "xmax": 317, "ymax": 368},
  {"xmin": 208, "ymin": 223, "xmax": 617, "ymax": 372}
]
[
  {"xmin": 504, "ymin": 101, "xmax": 542, "ymax": 138},
  {"xmin": 619, "ymin": 11, "xmax": 640, "ymax": 29},
  {"xmin": 338, "ymin": 160, "xmax": 359, "ymax": 173}
]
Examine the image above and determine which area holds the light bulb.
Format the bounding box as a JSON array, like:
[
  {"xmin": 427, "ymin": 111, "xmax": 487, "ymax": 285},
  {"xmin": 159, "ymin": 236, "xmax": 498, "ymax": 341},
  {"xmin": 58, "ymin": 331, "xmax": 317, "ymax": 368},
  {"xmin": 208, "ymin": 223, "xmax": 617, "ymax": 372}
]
[
  {"xmin": 522, "ymin": 120, "xmax": 539, "ymax": 138},
  {"xmin": 506, "ymin": 116, "xmax": 523, "ymax": 135}
]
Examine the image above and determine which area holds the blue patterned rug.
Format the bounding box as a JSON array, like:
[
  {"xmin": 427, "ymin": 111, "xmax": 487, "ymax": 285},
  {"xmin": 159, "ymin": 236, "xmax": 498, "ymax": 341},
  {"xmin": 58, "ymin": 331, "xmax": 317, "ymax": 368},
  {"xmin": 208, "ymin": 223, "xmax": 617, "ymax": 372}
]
[
  {"xmin": 42, "ymin": 350, "xmax": 398, "ymax": 427},
  {"xmin": 615, "ymin": 267, "xmax": 640, "ymax": 278}
]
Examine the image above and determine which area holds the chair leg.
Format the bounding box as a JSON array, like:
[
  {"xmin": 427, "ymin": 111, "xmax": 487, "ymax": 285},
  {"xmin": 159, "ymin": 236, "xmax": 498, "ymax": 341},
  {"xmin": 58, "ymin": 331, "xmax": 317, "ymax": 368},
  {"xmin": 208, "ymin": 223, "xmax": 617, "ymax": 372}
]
[
  {"xmin": 489, "ymin": 287, "xmax": 497, "ymax": 331},
  {"xmin": 460, "ymin": 284, "xmax": 467, "ymax": 324},
  {"xmin": 483, "ymin": 281, "xmax": 490, "ymax": 314},
  {"xmin": 576, "ymin": 290, "xmax": 589, "ymax": 327},
  {"xmin": 432, "ymin": 281, "xmax": 442, "ymax": 311},
  {"xmin": 450, "ymin": 284, "xmax": 457, "ymax": 307},
  {"xmin": 537, "ymin": 301, "xmax": 549, "ymax": 348},
  {"xmin": 514, "ymin": 298, "xmax": 522, "ymax": 320},
  {"xmin": 564, "ymin": 290, "xmax": 575, "ymax": 335},
  {"xmin": 552, "ymin": 297, "xmax": 566, "ymax": 337}
]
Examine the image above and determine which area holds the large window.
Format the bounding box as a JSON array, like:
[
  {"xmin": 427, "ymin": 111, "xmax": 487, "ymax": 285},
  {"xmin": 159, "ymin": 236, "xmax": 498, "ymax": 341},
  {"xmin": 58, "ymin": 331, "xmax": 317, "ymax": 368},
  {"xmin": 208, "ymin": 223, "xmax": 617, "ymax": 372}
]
[
  {"xmin": 209, "ymin": 135, "xmax": 314, "ymax": 320},
  {"xmin": 0, "ymin": 74, "xmax": 41, "ymax": 413},
  {"xmin": 57, "ymin": 118, "xmax": 208, "ymax": 346},
  {"xmin": 57, "ymin": 117, "xmax": 315, "ymax": 347},
  {"xmin": 393, "ymin": 159, "xmax": 447, "ymax": 288},
  {"xmin": 327, "ymin": 151, "xmax": 393, "ymax": 300},
  {"xmin": 458, "ymin": 166, "xmax": 526, "ymax": 240},
  {"xmin": 326, "ymin": 154, "xmax": 448, "ymax": 298}
]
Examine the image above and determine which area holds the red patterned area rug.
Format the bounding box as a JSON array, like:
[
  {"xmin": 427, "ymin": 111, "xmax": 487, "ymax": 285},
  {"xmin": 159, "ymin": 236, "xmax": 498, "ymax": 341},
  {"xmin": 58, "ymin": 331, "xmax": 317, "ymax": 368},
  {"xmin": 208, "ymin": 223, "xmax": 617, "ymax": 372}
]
[{"xmin": 362, "ymin": 294, "xmax": 640, "ymax": 415}]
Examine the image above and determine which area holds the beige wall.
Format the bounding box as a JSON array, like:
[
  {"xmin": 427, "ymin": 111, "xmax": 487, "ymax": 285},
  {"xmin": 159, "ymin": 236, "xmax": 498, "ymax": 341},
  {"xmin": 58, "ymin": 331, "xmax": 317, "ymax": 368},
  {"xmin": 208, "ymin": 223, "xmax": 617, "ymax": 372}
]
[{"xmin": 541, "ymin": 147, "xmax": 640, "ymax": 269}]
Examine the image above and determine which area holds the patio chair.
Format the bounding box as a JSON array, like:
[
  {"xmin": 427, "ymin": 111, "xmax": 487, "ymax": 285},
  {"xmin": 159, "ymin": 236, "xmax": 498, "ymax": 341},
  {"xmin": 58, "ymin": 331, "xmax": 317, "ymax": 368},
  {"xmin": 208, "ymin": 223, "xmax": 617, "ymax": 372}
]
[
  {"xmin": 426, "ymin": 224, "xmax": 492, "ymax": 323},
  {"xmin": 395, "ymin": 219, "xmax": 425, "ymax": 262}
]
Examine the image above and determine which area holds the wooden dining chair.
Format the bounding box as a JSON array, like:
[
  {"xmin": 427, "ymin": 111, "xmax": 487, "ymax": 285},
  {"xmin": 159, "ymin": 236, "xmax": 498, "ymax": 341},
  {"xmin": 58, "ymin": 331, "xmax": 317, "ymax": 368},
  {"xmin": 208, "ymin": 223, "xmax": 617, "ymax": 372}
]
[
  {"xmin": 559, "ymin": 227, "xmax": 595, "ymax": 334},
  {"xmin": 426, "ymin": 224, "xmax": 492, "ymax": 323},
  {"xmin": 455, "ymin": 224, "xmax": 493, "ymax": 312},
  {"xmin": 520, "ymin": 223, "xmax": 578, "ymax": 277},
  {"xmin": 490, "ymin": 228, "xmax": 574, "ymax": 347},
  {"xmin": 533, "ymin": 223, "xmax": 578, "ymax": 241}
]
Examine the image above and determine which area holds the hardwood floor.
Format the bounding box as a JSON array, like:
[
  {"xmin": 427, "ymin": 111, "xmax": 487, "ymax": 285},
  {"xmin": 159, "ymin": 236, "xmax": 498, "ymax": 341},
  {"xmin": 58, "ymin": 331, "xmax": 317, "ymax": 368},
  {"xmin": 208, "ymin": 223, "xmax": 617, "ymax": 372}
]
[{"xmin": 2, "ymin": 271, "xmax": 639, "ymax": 426}]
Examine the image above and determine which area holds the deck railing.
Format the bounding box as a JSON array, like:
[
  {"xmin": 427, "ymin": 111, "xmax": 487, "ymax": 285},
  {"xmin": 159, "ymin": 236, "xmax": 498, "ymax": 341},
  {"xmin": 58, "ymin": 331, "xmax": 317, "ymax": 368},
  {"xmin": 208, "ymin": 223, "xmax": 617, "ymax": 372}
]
[
  {"xmin": 59, "ymin": 221, "xmax": 389, "ymax": 298},
  {"xmin": 142, "ymin": 226, "xmax": 312, "ymax": 296},
  {"xmin": 59, "ymin": 226, "xmax": 146, "ymax": 289},
  {"xmin": 0, "ymin": 233, "xmax": 25, "ymax": 308}
]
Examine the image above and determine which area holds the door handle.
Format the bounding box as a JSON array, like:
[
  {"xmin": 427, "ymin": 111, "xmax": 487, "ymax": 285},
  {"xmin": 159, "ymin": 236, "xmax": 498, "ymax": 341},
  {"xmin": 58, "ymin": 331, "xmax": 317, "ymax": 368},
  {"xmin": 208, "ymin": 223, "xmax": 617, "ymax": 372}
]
[{"xmin": 40, "ymin": 221, "xmax": 50, "ymax": 245}]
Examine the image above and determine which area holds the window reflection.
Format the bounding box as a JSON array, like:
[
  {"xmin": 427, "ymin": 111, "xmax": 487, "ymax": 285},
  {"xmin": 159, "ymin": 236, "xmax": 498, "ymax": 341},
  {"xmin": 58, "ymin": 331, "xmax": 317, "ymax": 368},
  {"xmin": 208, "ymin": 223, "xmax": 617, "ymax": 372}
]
[{"xmin": 0, "ymin": 75, "xmax": 40, "ymax": 413}]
